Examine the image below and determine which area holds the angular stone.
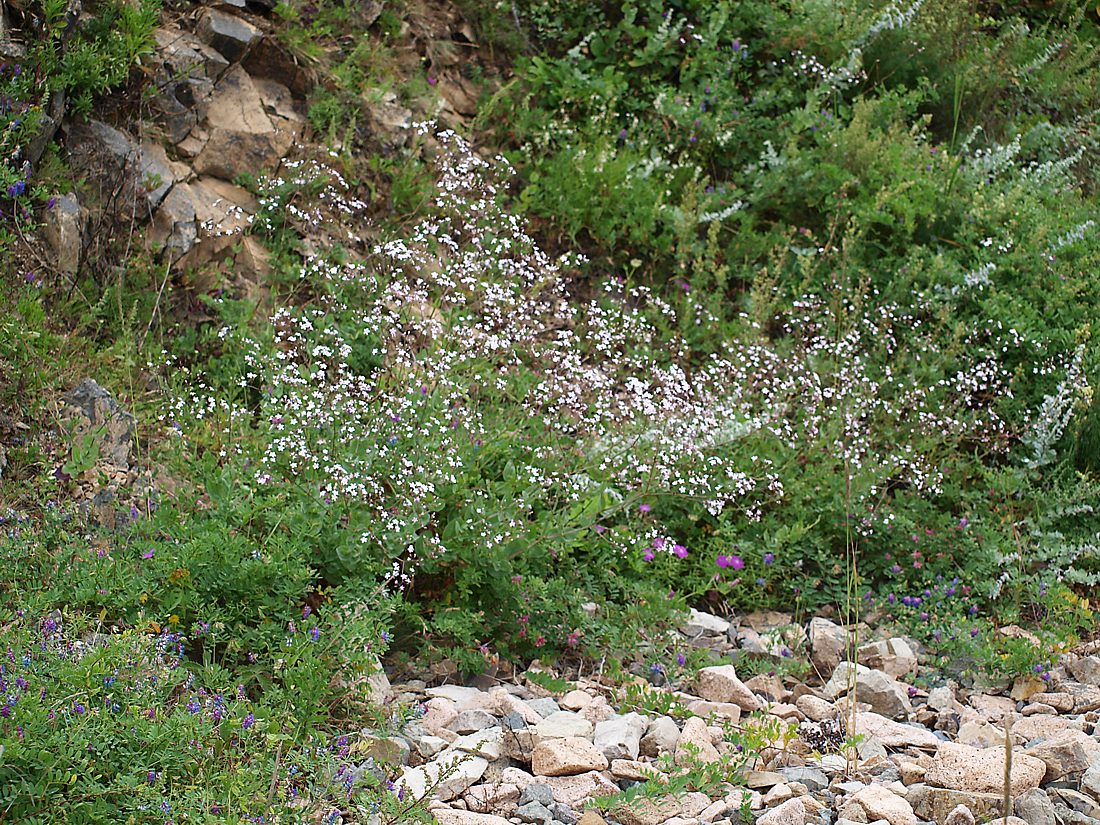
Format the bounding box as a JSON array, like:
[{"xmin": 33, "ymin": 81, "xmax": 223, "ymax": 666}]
[
  {"xmin": 1068, "ymin": 655, "xmax": 1100, "ymax": 685},
  {"xmin": 559, "ymin": 690, "xmax": 593, "ymax": 711},
  {"xmin": 809, "ymin": 617, "xmax": 849, "ymax": 676},
  {"xmin": 640, "ymin": 715, "xmax": 679, "ymax": 757},
  {"xmin": 1012, "ymin": 713, "xmax": 1078, "ymax": 742},
  {"xmin": 696, "ymin": 665, "xmax": 762, "ymax": 711},
  {"xmin": 535, "ymin": 711, "xmax": 593, "ymax": 740},
  {"xmin": 154, "ymin": 25, "xmax": 229, "ymax": 80},
  {"xmin": 531, "ymin": 737, "xmax": 608, "ymax": 777},
  {"xmin": 854, "ymin": 713, "xmax": 940, "ymax": 750},
  {"xmin": 684, "ymin": 608, "xmax": 730, "ymax": 636},
  {"xmin": 1083, "ymin": 761, "xmax": 1100, "ymax": 800},
  {"xmin": 780, "ymin": 766, "xmax": 828, "ymax": 792},
  {"xmin": 611, "ymin": 796, "xmax": 681, "ymax": 825},
  {"xmin": 1030, "ymin": 692, "xmax": 1074, "ymax": 712},
  {"xmin": 757, "ymin": 797, "xmax": 806, "ymax": 825},
  {"xmin": 434, "ymin": 811, "xmax": 512, "ymax": 825},
  {"xmin": 685, "ymin": 699, "xmax": 742, "ymax": 722},
  {"xmin": 63, "ymin": 379, "xmax": 136, "ymax": 471},
  {"xmin": 609, "ymin": 759, "xmax": 653, "ymax": 781},
  {"xmin": 241, "ymin": 36, "xmax": 315, "ymax": 98},
  {"xmin": 192, "ymin": 66, "xmax": 296, "ymax": 181},
  {"xmin": 151, "ymin": 182, "xmax": 197, "ymax": 257},
  {"xmin": 1025, "ymin": 729, "xmax": 1100, "ymax": 781},
  {"xmin": 943, "ymin": 805, "xmax": 975, "ymax": 825},
  {"xmin": 452, "ymin": 728, "xmax": 504, "ymax": 761},
  {"xmin": 843, "ymin": 785, "xmax": 917, "ymax": 825},
  {"xmin": 857, "ymin": 638, "xmax": 918, "ymax": 680},
  {"xmin": 43, "ymin": 193, "xmax": 85, "ymax": 274},
  {"xmin": 795, "ymin": 694, "xmax": 837, "ymax": 722},
  {"xmin": 541, "ymin": 771, "xmax": 618, "ymax": 807},
  {"xmin": 196, "ymin": 8, "xmax": 261, "ymax": 62},
  {"xmin": 398, "ymin": 752, "xmax": 488, "ymax": 802},
  {"xmin": 450, "ymin": 710, "xmax": 497, "ymax": 734},
  {"xmin": 926, "ymin": 742, "xmax": 1044, "ymax": 795},
  {"xmin": 675, "ymin": 717, "xmax": 720, "ymax": 765},
  {"xmin": 825, "ymin": 664, "xmax": 911, "ymax": 720},
  {"xmin": 1014, "ymin": 788, "xmax": 1056, "ymax": 825},
  {"xmin": 516, "ymin": 801, "xmax": 553, "ymax": 825},
  {"xmin": 593, "ymin": 713, "xmax": 647, "ymax": 761},
  {"xmin": 464, "ymin": 783, "xmax": 521, "ymax": 815},
  {"xmin": 907, "ymin": 785, "xmax": 1006, "ymax": 822}
]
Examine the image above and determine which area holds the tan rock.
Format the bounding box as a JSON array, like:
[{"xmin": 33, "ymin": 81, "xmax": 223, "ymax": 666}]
[
  {"xmin": 968, "ymin": 693, "xmax": 1016, "ymax": 721},
  {"xmin": 854, "ymin": 712, "xmax": 941, "ymax": 749},
  {"xmin": 907, "ymin": 785, "xmax": 1005, "ymax": 822},
  {"xmin": 609, "ymin": 759, "xmax": 656, "ymax": 781},
  {"xmin": 560, "ymin": 689, "xmax": 594, "ymax": 711},
  {"xmin": 433, "ymin": 811, "xmax": 512, "ymax": 825},
  {"xmin": 899, "ymin": 762, "xmax": 926, "ymax": 785},
  {"xmin": 541, "ymin": 771, "xmax": 618, "ymax": 807},
  {"xmin": 676, "ymin": 717, "xmax": 721, "ymax": 765},
  {"xmin": 1012, "ymin": 713, "xmax": 1078, "ymax": 742},
  {"xmin": 926, "ymin": 742, "xmax": 1044, "ymax": 795},
  {"xmin": 696, "ymin": 665, "xmax": 763, "ymax": 711},
  {"xmin": 1025, "ymin": 729, "xmax": 1100, "ymax": 781},
  {"xmin": 576, "ymin": 812, "xmax": 608, "ymax": 825},
  {"xmin": 757, "ymin": 797, "xmax": 806, "ymax": 825},
  {"xmin": 686, "ymin": 699, "xmax": 742, "ymax": 722},
  {"xmin": 463, "ymin": 783, "xmax": 520, "ymax": 814},
  {"xmin": 845, "ymin": 785, "xmax": 917, "ymax": 825},
  {"xmin": 943, "ymin": 804, "xmax": 975, "ymax": 825},
  {"xmin": 1030, "ymin": 692, "xmax": 1074, "ymax": 712},
  {"xmin": 761, "ymin": 783, "xmax": 793, "ymax": 805},
  {"xmin": 610, "ymin": 796, "xmax": 680, "ymax": 825},
  {"xmin": 531, "ymin": 737, "xmax": 608, "ymax": 776},
  {"xmin": 796, "ymin": 694, "xmax": 837, "ymax": 722}
]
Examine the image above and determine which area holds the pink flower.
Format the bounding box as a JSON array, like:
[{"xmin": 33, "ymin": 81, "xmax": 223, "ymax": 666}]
[
  {"xmin": 643, "ymin": 549, "xmax": 655, "ymax": 562},
  {"xmin": 716, "ymin": 554, "xmax": 744, "ymax": 570},
  {"xmin": 673, "ymin": 544, "xmax": 688, "ymax": 559},
  {"xmin": 639, "ymin": 504, "xmax": 651, "ymax": 514}
]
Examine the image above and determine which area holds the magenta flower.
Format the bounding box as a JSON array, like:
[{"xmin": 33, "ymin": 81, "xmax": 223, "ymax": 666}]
[
  {"xmin": 673, "ymin": 544, "xmax": 688, "ymax": 559},
  {"xmin": 638, "ymin": 504, "xmax": 651, "ymax": 514},
  {"xmin": 643, "ymin": 549, "xmax": 655, "ymax": 562}
]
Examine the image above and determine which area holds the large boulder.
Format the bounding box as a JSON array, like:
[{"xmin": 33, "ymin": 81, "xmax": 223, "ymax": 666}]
[{"xmin": 925, "ymin": 742, "xmax": 1045, "ymax": 796}]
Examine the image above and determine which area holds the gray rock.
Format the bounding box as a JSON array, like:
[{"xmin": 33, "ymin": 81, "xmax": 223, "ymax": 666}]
[
  {"xmin": 150, "ymin": 183, "xmax": 197, "ymax": 258},
  {"xmin": 195, "ymin": 8, "xmax": 261, "ymax": 62},
  {"xmin": 1082, "ymin": 761, "xmax": 1100, "ymax": 800},
  {"xmin": 640, "ymin": 715, "xmax": 680, "ymax": 757},
  {"xmin": 1049, "ymin": 788, "xmax": 1100, "ymax": 819},
  {"xmin": 526, "ymin": 698, "xmax": 560, "ymax": 718},
  {"xmin": 593, "ymin": 713, "xmax": 647, "ymax": 761},
  {"xmin": 684, "ymin": 608, "xmax": 730, "ymax": 636},
  {"xmin": 451, "ymin": 710, "xmax": 498, "ymax": 734},
  {"xmin": 43, "ymin": 193, "xmax": 85, "ymax": 274},
  {"xmin": 780, "ymin": 766, "xmax": 829, "ymax": 792},
  {"xmin": 516, "ymin": 802, "xmax": 554, "ymax": 825},
  {"xmin": 549, "ymin": 802, "xmax": 577, "ymax": 824},
  {"xmin": 1068, "ymin": 655, "xmax": 1100, "ymax": 685},
  {"xmin": 824, "ymin": 663, "xmax": 911, "ymax": 720},
  {"xmin": 519, "ymin": 784, "xmax": 555, "ymax": 807},
  {"xmin": 1014, "ymin": 788, "xmax": 1056, "ymax": 825},
  {"xmin": 63, "ymin": 379, "xmax": 136, "ymax": 471},
  {"xmin": 534, "ymin": 711, "xmax": 593, "ymax": 740},
  {"xmin": 502, "ymin": 712, "xmax": 528, "ymax": 730}
]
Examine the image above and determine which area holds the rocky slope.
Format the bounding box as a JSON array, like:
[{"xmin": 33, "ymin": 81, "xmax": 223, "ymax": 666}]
[{"xmin": 364, "ymin": 609, "xmax": 1100, "ymax": 825}]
